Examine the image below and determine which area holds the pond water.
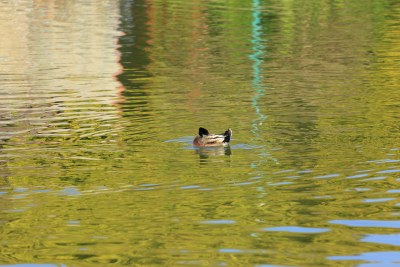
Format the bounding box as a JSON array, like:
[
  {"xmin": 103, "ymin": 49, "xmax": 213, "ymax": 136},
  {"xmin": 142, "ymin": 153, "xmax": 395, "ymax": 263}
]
[{"xmin": 0, "ymin": 0, "xmax": 400, "ymax": 266}]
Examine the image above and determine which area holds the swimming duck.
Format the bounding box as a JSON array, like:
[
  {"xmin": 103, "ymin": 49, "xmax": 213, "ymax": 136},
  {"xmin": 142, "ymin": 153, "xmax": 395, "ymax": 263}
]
[{"xmin": 193, "ymin": 127, "xmax": 232, "ymax": 147}]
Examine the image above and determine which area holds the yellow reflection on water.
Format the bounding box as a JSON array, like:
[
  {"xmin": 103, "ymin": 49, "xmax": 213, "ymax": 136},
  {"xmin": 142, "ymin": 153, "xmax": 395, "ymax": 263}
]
[
  {"xmin": 0, "ymin": 0, "xmax": 399, "ymax": 266},
  {"xmin": 0, "ymin": 0, "xmax": 124, "ymax": 141}
]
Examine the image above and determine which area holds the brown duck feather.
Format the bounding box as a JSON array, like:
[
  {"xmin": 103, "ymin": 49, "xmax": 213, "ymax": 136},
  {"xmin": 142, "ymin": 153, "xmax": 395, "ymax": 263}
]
[{"xmin": 193, "ymin": 127, "xmax": 232, "ymax": 147}]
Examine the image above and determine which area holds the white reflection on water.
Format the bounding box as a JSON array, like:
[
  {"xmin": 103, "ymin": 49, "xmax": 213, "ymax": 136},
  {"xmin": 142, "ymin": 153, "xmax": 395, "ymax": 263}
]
[
  {"xmin": 363, "ymin": 198, "xmax": 396, "ymax": 203},
  {"xmin": 330, "ymin": 220, "xmax": 400, "ymax": 228},
  {"xmin": 261, "ymin": 226, "xmax": 330, "ymax": 234},
  {"xmin": 328, "ymin": 251, "xmax": 400, "ymax": 267},
  {"xmin": 377, "ymin": 169, "xmax": 400, "ymax": 174},
  {"xmin": 0, "ymin": 0, "xmax": 124, "ymax": 141},
  {"xmin": 362, "ymin": 233, "xmax": 400, "ymax": 246},
  {"xmin": 314, "ymin": 173, "xmax": 341, "ymax": 179}
]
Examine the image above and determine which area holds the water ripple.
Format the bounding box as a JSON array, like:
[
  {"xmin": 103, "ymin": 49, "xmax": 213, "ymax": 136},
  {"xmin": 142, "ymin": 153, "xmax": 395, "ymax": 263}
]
[
  {"xmin": 361, "ymin": 233, "xmax": 400, "ymax": 246},
  {"xmin": 328, "ymin": 251, "xmax": 400, "ymax": 266},
  {"xmin": 261, "ymin": 226, "xmax": 330, "ymax": 234},
  {"xmin": 330, "ymin": 220, "xmax": 400, "ymax": 228}
]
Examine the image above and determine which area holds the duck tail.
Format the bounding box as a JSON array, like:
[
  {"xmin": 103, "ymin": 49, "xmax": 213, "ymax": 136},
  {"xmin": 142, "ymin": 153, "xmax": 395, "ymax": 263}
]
[{"xmin": 223, "ymin": 128, "xmax": 232, "ymax": 143}]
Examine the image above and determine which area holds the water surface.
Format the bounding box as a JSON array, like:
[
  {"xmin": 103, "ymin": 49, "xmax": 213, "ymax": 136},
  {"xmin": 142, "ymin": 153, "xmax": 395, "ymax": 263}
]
[{"xmin": 0, "ymin": 0, "xmax": 400, "ymax": 266}]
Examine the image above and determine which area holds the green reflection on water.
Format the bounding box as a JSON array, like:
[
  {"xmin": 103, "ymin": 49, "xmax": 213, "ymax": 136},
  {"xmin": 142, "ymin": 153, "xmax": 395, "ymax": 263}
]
[
  {"xmin": 250, "ymin": 0, "xmax": 267, "ymax": 137},
  {"xmin": 0, "ymin": 0, "xmax": 399, "ymax": 266}
]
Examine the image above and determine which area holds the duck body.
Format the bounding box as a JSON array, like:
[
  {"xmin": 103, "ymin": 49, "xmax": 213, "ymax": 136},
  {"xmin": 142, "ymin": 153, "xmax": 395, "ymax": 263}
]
[{"xmin": 193, "ymin": 127, "xmax": 232, "ymax": 147}]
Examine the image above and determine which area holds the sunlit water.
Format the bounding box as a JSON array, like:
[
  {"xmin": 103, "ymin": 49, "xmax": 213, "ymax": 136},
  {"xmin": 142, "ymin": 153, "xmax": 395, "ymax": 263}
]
[{"xmin": 1, "ymin": 0, "xmax": 400, "ymax": 266}]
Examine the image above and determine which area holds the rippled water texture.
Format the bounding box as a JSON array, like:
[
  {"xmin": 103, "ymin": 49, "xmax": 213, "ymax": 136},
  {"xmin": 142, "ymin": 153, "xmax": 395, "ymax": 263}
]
[{"xmin": 1, "ymin": 0, "xmax": 400, "ymax": 266}]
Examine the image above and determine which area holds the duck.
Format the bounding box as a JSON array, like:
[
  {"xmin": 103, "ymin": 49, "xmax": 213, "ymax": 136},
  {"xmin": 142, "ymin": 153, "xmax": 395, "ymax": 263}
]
[{"xmin": 193, "ymin": 127, "xmax": 232, "ymax": 147}]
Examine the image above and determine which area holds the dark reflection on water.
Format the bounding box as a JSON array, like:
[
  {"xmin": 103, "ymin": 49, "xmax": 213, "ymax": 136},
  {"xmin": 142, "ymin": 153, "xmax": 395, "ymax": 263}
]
[
  {"xmin": 195, "ymin": 146, "xmax": 232, "ymax": 158},
  {"xmin": 0, "ymin": 0, "xmax": 400, "ymax": 266}
]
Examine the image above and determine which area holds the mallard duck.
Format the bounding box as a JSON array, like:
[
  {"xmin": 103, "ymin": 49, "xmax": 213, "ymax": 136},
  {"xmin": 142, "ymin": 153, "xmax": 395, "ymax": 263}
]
[{"xmin": 193, "ymin": 127, "xmax": 232, "ymax": 147}]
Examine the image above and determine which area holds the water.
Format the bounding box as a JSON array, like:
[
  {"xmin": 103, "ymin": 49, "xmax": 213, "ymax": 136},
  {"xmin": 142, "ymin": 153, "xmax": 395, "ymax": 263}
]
[{"xmin": 0, "ymin": 0, "xmax": 399, "ymax": 266}]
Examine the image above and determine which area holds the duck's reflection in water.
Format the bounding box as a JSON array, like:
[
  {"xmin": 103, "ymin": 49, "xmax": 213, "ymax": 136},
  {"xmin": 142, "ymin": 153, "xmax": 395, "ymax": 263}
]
[{"xmin": 195, "ymin": 146, "xmax": 232, "ymax": 165}]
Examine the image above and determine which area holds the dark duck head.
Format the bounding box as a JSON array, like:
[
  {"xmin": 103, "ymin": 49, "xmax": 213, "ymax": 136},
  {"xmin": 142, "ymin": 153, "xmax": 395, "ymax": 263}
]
[{"xmin": 193, "ymin": 127, "xmax": 232, "ymax": 147}]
